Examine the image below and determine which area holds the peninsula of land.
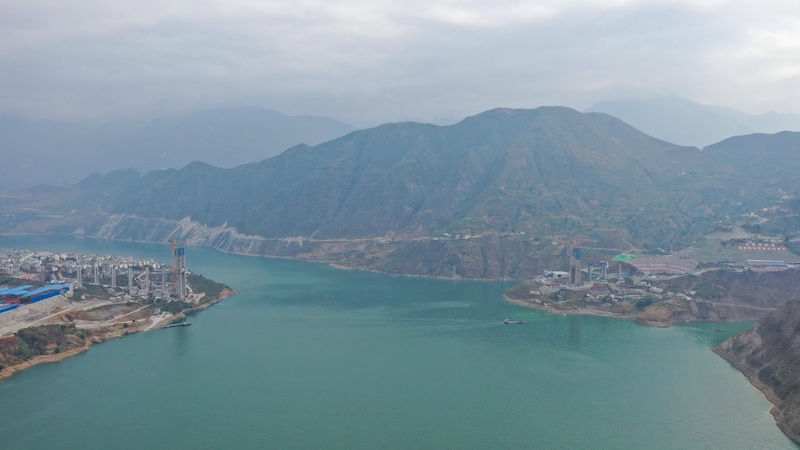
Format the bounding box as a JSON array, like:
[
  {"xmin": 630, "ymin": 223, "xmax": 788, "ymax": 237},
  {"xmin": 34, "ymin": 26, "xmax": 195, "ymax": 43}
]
[
  {"xmin": 0, "ymin": 248, "xmax": 234, "ymax": 382},
  {"xmin": 505, "ymin": 267, "xmax": 800, "ymax": 328},
  {"xmin": 0, "ymin": 286, "xmax": 234, "ymax": 382}
]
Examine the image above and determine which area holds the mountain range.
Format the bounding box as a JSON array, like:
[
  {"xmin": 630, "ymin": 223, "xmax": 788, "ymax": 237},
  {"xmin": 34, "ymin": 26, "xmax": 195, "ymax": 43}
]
[
  {"xmin": 587, "ymin": 96, "xmax": 800, "ymax": 148},
  {"xmin": 8, "ymin": 106, "xmax": 800, "ymax": 278},
  {"xmin": 5, "ymin": 96, "xmax": 796, "ymax": 192},
  {"xmin": 0, "ymin": 107, "xmax": 355, "ymax": 188}
]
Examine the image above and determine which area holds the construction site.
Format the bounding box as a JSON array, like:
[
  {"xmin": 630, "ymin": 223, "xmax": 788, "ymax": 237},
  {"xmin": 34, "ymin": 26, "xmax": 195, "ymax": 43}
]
[
  {"xmin": 510, "ymin": 226, "xmax": 800, "ymax": 326},
  {"xmin": 0, "ymin": 241, "xmax": 203, "ymax": 337}
]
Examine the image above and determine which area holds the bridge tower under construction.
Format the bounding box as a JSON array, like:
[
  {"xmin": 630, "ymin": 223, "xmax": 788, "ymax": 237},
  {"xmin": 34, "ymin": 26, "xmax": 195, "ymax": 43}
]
[
  {"xmin": 569, "ymin": 246, "xmax": 582, "ymax": 285},
  {"xmin": 171, "ymin": 240, "xmax": 187, "ymax": 301}
]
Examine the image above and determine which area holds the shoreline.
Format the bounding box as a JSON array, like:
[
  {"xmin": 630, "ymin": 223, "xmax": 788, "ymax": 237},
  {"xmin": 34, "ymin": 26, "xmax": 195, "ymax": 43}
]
[
  {"xmin": 0, "ymin": 287, "xmax": 236, "ymax": 383},
  {"xmin": 504, "ymin": 295, "xmax": 742, "ymax": 328},
  {"xmin": 712, "ymin": 346, "xmax": 799, "ymax": 444},
  {"xmin": 504, "ymin": 295, "xmax": 636, "ymax": 320},
  {"xmin": 0, "ymin": 346, "xmax": 91, "ymax": 381},
  {"xmin": 0, "ymin": 233, "xmax": 519, "ymax": 282}
]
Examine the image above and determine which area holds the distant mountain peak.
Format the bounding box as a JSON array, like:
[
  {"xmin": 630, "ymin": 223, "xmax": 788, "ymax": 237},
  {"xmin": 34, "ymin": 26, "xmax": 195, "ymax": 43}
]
[
  {"xmin": 470, "ymin": 105, "xmax": 578, "ymax": 117},
  {"xmin": 587, "ymin": 96, "xmax": 800, "ymax": 147},
  {"xmin": 182, "ymin": 161, "xmax": 220, "ymax": 173}
]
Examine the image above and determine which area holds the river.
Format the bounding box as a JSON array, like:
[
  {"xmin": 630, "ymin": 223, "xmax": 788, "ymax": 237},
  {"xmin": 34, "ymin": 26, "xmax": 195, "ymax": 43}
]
[{"xmin": 0, "ymin": 236, "xmax": 795, "ymax": 449}]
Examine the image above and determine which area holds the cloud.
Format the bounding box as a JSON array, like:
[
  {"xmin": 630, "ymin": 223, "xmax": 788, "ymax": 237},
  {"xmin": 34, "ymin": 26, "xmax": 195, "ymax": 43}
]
[{"xmin": 0, "ymin": 0, "xmax": 798, "ymax": 125}]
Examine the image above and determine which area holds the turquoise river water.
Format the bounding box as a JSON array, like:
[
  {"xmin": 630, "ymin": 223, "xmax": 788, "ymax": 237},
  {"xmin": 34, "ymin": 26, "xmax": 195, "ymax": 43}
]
[{"xmin": 0, "ymin": 236, "xmax": 795, "ymax": 449}]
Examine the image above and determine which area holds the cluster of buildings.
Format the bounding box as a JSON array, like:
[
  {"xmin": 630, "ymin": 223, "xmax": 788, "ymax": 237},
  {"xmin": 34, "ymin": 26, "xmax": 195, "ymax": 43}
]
[
  {"xmin": 544, "ymin": 233, "xmax": 800, "ymax": 288},
  {"xmin": 0, "ymin": 242, "xmax": 199, "ymax": 337},
  {"xmin": 0, "ymin": 241, "xmax": 189, "ymax": 305}
]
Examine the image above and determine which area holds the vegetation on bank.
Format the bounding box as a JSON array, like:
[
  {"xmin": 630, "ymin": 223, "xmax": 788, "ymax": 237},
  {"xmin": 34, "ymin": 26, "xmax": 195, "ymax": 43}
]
[
  {"xmin": 0, "ymin": 276, "xmax": 29, "ymax": 286},
  {"xmin": 151, "ymin": 273, "xmax": 230, "ymax": 315},
  {"xmin": 75, "ymin": 282, "xmax": 113, "ymax": 300},
  {"xmin": 187, "ymin": 273, "xmax": 227, "ymax": 302},
  {"xmin": 0, "ymin": 324, "xmax": 94, "ymax": 371}
]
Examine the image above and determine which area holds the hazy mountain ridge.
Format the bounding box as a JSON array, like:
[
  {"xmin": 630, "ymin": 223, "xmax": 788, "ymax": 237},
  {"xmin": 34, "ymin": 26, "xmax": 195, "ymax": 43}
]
[
  {"xmin": 699, "ymin": 131, "xmax": 800, "ymax": 191},
  {"xmin": 0, "ymin": 107, "xmax": 355, "ymax": 188},
  {"xmin": 587, "ymin": 97, "xmax": 800, "ymax": 148}
]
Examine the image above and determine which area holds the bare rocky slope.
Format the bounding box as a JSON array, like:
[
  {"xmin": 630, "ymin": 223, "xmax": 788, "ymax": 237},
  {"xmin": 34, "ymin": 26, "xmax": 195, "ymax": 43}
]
[{"xmin": 715, "ymin": 300, "xmax": 800, "ymax": 444}]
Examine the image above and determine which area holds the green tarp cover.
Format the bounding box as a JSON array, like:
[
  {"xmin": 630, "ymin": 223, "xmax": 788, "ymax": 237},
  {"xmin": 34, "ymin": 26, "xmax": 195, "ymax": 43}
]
[{"xmin": 613, "ymin": 254, "xmax": 636, "ymax": 262}]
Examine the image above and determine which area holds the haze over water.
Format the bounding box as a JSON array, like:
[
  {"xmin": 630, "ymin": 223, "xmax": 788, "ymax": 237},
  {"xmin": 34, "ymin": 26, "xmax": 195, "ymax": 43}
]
[{"xmin": 0, "ymin": 236, "xmax": 794, "ymax": 449}]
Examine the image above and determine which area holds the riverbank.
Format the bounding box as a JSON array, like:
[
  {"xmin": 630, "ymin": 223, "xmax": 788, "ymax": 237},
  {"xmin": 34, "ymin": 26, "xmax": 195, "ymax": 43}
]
[
  {"xmin": 0, "ymin": 287, "xmax": 235, "ymax": 382},
  {"xmin": 712, "ymin": 346, "xmax": 785, "ymax": 431},
  {"xmin": 505, "ymin": 293, "xmax": 775, "ymax": 328},
  {"xmin": 713, "ymin": 300, "xmax": 800, "ymax": 445},
  {"xmin": 505, "ymin": 295, "xmax": 639, "ymax": 320},
  {"xmin": 0, "ymin": 345, "xmax": 91, "ymax": 381},
  {"xmin": 503, "ymin": 270, "xmax": 797, "ymax": 328}
]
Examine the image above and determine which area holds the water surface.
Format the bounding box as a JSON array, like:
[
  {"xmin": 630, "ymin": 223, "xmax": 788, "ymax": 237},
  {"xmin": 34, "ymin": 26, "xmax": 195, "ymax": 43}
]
[{"xmin": 0, "ymin": 236, "xmax": 794, "ymax": 449}]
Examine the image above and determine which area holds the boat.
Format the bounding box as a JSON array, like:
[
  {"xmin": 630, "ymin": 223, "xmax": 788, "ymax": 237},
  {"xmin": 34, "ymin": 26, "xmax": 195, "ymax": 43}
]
[
  {"xmin": 504, "ymin": 318, "xmax": 526, "ymax": 324},
  {"xmin": 164, "ymin": 321, "xmax": 192, "ymax": 328}
]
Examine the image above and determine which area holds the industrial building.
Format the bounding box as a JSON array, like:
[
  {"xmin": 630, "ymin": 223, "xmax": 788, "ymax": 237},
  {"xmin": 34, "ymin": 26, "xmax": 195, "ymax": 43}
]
[{"xmin": 0, "ymin": 283, "xmax": 72, "ymax": 315}]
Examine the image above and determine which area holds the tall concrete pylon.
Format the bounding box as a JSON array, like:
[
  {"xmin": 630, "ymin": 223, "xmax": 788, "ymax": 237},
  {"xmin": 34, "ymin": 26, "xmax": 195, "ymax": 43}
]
[
  {"xmin": 171, "ymin": 241, "xmax": 187, "ymax": 301},
  {"xmin": 128, "ymin": 267, "xmax": 134, "ymax": 293}
]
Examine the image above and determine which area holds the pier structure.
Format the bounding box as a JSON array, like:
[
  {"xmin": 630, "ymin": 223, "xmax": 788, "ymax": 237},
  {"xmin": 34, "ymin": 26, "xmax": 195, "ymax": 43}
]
[{"xmin": 587, "ymin": 261, "xmax": 609, "ymax": 281}]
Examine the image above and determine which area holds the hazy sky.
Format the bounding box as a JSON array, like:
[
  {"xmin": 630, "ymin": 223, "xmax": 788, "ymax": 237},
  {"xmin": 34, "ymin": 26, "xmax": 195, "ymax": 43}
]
[{"xmin": 2, "ymin": 0, "xmax": 799, "ymax": 126}]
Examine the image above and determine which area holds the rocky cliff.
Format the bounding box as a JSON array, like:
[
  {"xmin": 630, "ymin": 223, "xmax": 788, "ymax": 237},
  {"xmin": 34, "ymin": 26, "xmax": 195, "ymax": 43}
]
[
  {"xmin": 714, "ymin": 299, "xmax": 800, "ymax": 444},
  {"xmin": 19, "ymin": 213, "xmax": 562, "ymax": 279}
]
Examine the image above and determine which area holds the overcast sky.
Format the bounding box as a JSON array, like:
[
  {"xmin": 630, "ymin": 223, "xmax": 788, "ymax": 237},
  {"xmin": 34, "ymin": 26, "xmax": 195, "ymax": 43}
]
[{"xmin": 2, "ymin": 0, "xmax": 799, "ymax": 126}]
